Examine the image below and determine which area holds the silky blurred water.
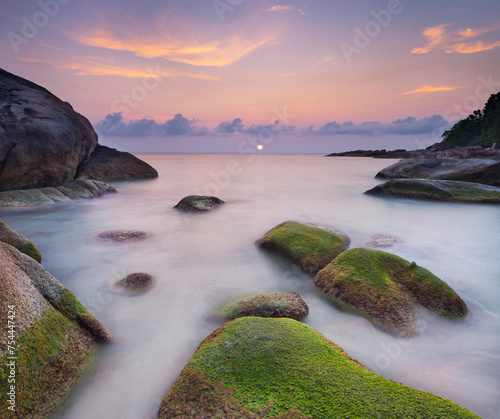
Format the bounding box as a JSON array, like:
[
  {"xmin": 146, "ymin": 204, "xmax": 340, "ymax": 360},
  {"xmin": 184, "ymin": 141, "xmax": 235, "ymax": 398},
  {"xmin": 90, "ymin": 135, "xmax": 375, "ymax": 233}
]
[{"xmin": 2, "ymin": 153, "xmax": 499, "ymax": 419}]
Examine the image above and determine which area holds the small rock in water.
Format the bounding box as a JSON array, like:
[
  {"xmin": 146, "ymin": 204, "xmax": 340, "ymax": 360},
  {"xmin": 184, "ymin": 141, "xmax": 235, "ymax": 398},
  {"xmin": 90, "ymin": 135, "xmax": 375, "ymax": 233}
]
[
  {"xmin": 366, "ymin": 233, "xmax": 401, "ymax": 248},
  {"xmin": 98, "ymin": 231, "xmax": 148, "ymax": 242},
  {"xmin": 113, "ymin": 272, "xmax": 154, "ymax": 295},
  {"xmin": 174, "ymin": 195, "xmax": 224, "ymax": 212}
]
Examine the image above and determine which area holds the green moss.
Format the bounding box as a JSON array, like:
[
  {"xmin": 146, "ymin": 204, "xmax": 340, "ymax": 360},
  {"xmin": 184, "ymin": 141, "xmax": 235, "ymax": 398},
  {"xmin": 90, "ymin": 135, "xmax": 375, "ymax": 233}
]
[
  {"xmin": 449, "ymin": 188, "xmax": 500, "ymax": 203},
  {"xmin": 160, "ymin": 317, "xmax": 478, "ymax": 418},
  {"xmin": 313, "ymin": 248, "xmax": 467, "ymax": 332},
  {"xmin": 0, "ymin": 308, "xmax": 98, "ymax": 417},
  {"xmin": 258, "ymin": 221, "xmax": 350, "ymax": 273},
  {"xmin": 14, "ymin": 241, "xmax": 42, "ymax": 263}
]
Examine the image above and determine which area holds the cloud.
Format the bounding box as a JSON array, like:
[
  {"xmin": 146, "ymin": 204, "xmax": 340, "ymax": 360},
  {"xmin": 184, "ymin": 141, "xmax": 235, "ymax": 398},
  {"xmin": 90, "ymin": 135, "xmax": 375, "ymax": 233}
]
[
  {"xmin": 308, "ymin": 115, "xmax": 450, "ymax": 136},
  {"xmin": 411, "ymin": 23, "xmax": 500, "ymax": 54},
  {"xmin": 403, "ymin": 85, "xmax": 464, "ymax": 95},
  {"xmin": 96, "ymin": 113, "xmax": 207, "ymax": 137},
  {"xmin": 243, "ymin": 120, "xmax": 296, "ymax": 135},
  {"xmin": 216, "ymin": 118, "xmax": 245, "ymax": 134},
  {"xmin": 265, "ymin": 5, "xmax": 307, "ymax": 15},
  {"xmin": 69, "ymin": 29, "xmax": 279, "ymax": 67}
]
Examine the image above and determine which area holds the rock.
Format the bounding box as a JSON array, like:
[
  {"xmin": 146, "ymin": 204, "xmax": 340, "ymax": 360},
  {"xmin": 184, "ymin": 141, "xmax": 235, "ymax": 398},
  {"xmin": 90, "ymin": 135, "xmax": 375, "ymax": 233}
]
[
  {"xmin": 365, "ymin": 179, "xmax": 500, "ymax": 204},
  {"xmin": 256, "ymin": 221, "xmax": 350, "ymax": 274},
  {"xmin": 98, "ymin": 231, "xmax": 149, "ymax": 242},
  {"xmin": 158, "ymin": 317, "xmax": 477, "ymax": 418},
  {"xmin": 77, "ymin": 145, "xmax": 158, "ymax": 181},
  {"xmin": 0, "ymin": 179, "xmax": 116, "ymax": 208},
  {"xmin": 174, "ymin": 195, "xmax": 224, "ymax": 212},
  {"xmin": 112, "ymin": 272, "xmax": 154, "ymax": 295},
  {"xmin": 365, "ymin": 233, "xmax": 401, "ymax": 248},
  {"xmin": 326, "ymin": 149, "xmax": 413, "ymax": 159},
  {"xmin": 375, "ymin": 157, "xmax": 500, "ymax": 186},
  {"xmin": 218, "ymin": 291, "xmax": 309, "ymax": 321},
  {"xmin": 0, "ymin": 218, "xmax": 41, "ymax": 262},
  {"xmin": 313, "ymin": 248, "xmax": 468, "ymax": 335},
  {"xmin": 0, "ymin": 68, "xmax": 157, "ymax": 192},
  {"xmin": 0, "ymin": 241, "xmax": 111, "ymax": 418}
]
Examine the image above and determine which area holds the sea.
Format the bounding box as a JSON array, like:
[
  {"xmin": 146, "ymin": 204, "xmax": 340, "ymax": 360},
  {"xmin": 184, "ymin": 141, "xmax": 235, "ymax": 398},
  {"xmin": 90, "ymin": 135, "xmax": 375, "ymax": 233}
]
[{"xmin": 1, "ymin": 153, "xmax": 499, "ymax": 419}]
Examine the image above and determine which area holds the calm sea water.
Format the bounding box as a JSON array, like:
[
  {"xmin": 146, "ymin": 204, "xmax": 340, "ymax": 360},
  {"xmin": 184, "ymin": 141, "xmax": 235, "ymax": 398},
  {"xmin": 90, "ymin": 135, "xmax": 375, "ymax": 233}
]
[{"xmin": 2, "ymin": 153, "xmax": 499, "ymax": 419}]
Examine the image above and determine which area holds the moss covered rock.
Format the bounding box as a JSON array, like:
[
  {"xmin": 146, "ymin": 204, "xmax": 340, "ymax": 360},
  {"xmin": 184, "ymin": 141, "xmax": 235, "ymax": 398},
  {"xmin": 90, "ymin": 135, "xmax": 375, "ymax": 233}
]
[
  {"xmin": 174, "ymin": 195, "xmax": 224, "ymax": 212},
  {"xmin": 314, "ymin": 248, "xmax": 468, "ymax": 334},
  {"xmin": 0, "ymin": 242, "xmax": 111, "ymax": 417},
  {"xmin": 366, "ymin": 178, "xmax": 500, "ymax": 203},
  {"xmin": 256, "ymin": 221, "xmax": 350, "ymax": 273},
  {"xmin": 218, "ymin": 292, "xmax": 309, "ymax": 321},
  {"xmin": 158, "ymin": 317, "xmax": 477, "ymax": 418},
  {"xmin": 0, "ymin": 219, "xmax": 41, "ymax": 262}
]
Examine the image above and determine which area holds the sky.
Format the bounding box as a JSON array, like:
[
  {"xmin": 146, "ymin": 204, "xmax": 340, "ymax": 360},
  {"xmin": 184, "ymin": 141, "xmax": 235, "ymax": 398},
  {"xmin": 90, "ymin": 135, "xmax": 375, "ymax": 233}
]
[{"xmin": 1, "ymin": 0, "xmax": 499, "ymax": 153}]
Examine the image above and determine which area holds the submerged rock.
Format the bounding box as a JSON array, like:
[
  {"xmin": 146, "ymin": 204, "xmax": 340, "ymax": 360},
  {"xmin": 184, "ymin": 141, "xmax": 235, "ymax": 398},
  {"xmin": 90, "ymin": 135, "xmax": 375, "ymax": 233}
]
[
  {"xmin": 218, "ymin": 291, "xmax": 309, "ymax": 321},
  {"xmin": 375, "ymin": 157, "xmax": 500, "ymax": 186},
  {"xmin": 0, "ymin": 179, "xmax": 116, "ymax": 207},
  {"xmin": 256, "ymin": 221, "xmax": 350, "ymax": 273},
  {"xmin": 365, "ymin": 233, "xmax": 401, "ymax": 248},
  {"xmin": 98, "ymin": 230, "xmax": 149, "ymax": 242},
  {"xmin": 158, "ymin": 317, "xmax": 478, "ymax": 418},
  {"xmin": 313, "ymin": 248, "xmax": 468, "ymax": 335},
  {"xmin": 113, "ymin": 272, "xmax": 154, "ymax": 295},
  {"xmin": 0, "ymin": 218, "xmax": 41, "ymax": 262},
  {"xmin": 174, "ymin": 195, "xmax": 224, "ymax": 212},
  {"xmin": 365, "ymin": 179, "xmax": 500, "ymax": 204},
  {"xmin": 0, "ymin": 241, "xmax": 111, "ymax": 418}
]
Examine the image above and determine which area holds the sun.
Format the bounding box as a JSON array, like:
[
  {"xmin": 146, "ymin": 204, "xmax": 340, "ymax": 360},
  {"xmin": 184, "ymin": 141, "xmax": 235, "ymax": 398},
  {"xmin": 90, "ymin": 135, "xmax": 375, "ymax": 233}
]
[{"xmin": 257, "ymin": 144, "xmax": 263, "ymax": 150}]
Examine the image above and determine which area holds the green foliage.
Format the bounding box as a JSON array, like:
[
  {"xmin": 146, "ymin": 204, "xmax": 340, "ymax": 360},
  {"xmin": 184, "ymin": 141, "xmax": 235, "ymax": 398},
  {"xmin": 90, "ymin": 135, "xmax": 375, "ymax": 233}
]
[
  {"xmin": 14, "ymin": 241, "xmax": 42, "ymax": 263},
  {"xmin": 442, "ymin": 92, "xmax": 500, "ymax": 148},
  {"xmin": 162, "ymin": 317, "xmax": 478, "ymax": 418}
]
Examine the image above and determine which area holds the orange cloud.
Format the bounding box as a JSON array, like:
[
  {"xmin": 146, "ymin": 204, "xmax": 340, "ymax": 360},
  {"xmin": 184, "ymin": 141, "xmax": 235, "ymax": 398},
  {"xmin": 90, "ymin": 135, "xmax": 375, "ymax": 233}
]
[
  {"xmin": 70, "ymin": 30, "xmax": 278, "ymax": 67},
  {"xmin": 279, "ymin": 73, "xmax": 299, "ymax": 78},
  {"xmin": 403, "ymin": 85, "xmax": 464, "ymax": 95},
  {"xmin": 265, "ymin": 5, "xmax": 307, "ymax": 15},
  {"xmin": 411, "ymin": 23, "xmax": 500, "ymax": 54}
]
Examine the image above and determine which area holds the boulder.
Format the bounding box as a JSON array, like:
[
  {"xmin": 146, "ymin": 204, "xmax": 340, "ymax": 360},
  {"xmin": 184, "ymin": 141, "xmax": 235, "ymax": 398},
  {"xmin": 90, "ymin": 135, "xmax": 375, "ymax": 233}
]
[
  {"xmin": 0, "ymin": 241, "xmax": 111, "ymax": 418},
  {"xmin": 0, "ymin": 68, "xmax": 157, "ymax": 192},
  {"xmin": 158, "ymin": 317, "xmax": 477, "ymax": 418},
  {"xmin": 365, "ymin": 179, "xmax": 500, "ymax": 204},
  {"xmin": 112, "ymin": 272, "xmax": 154, "ymax": 296},
  {"xmin": 0, "ymin": 218, "xmax": 41, "ymax": 262},
  {"xmin": 375, "ymin": 157, "xmax": 500, "ymax": 186},
  {"xmin": 174, "ymin": 195, "xmax": 224, "ymax": 212},
  {"xmin": 76, "ymin": 145, "xmax": 158, "ymax": 181},
  {"xmin": 0, "ymin": 179, "xmax": 116, "ymax": 208},
  {"xmin": 98, "ymin": 231, "xmax": 149, "ymax": 242},
  {"xmin": 218, "ymin": 291, "xmax": 309, "ymax": 321},
  {"xmin": 256, "ymin": 221, "xmax": 350, "ymax": 274},
  {"xmin": 313, "ymin": 248, "xmax": 467, "ymax": 335}
]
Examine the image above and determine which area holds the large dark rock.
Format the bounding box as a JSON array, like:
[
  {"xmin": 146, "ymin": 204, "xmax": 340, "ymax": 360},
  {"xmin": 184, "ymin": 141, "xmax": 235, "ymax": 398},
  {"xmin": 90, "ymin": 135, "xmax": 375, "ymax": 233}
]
[
  {"xmin": 256, "ymin": 221, "xmax": 350, "ymax": 274},
  {"xmin": 158, "ymin": 317, "xmax": 478, "ymax": 418},
  {"xmin": 77, "ymin": 145, "xmax": 158, "ymax": 181},
  {"xmin": 0, "ymin": 68, "xmax": 97, "ymax": 191},
  {"xmin": 0, "ymin": 68, "xmax": 158, "ymax": 192},
  {"xmin": 366, "ymin": 179, "xmax": 500, "ymax": 204},
  {"xmin": 375, "ymin": 157, "xmax": 500, "ymax": 186},
  {"xmin": 174, "ymin": 195, "xmax": 224, "ymax": 212},
  {"xmin": 313, "ymin": 248, "xmax": 468, "ymax": 335},
  {"xmin": 0, "ymin": 241, "xmax": 111, "ymax": 417}
]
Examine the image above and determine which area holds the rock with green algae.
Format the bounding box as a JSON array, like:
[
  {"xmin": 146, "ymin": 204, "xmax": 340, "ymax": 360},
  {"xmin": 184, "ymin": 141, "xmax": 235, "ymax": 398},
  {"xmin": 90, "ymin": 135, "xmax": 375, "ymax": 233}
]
[
  {"xmin": 157, "ymin": 317, "xmax": 478, "ymax": 418},
  {"xmin": 218, "ymin": 291, "xmax": 309, "ymax": 321},
  {"xmin": 256, "ymin": 221, "xmax": 350, "ymax": 274},
  {"xmin": 313, "ymin": 248, "xmax": 468, "ymax": 335},
  {"xmin": 174, "ymin": 195, "xmax": 225, "ymax": 212},
  {"xmin": 365, "ymin": 178, "xmax": 500, "ymax": 204},
  {"xmin": 0, "ymin": 242, "xmax": 111, "ymax": 418},
  {"xmin": 0, "ymin": 218, "xmax": 41, "ymax": 262}
]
